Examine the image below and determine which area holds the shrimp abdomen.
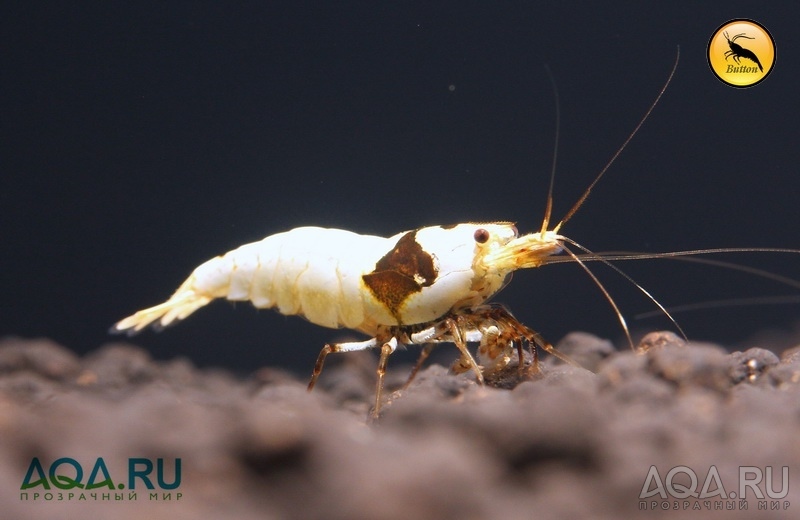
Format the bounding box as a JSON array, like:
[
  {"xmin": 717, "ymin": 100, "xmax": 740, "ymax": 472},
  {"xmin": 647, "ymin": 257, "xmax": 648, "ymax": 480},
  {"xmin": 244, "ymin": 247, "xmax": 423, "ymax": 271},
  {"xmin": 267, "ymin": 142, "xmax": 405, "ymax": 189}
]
[
  {"xmin": 250, "ymin": 227, "xmax": 386, "ymax": 329},
  {"xmin": 113, "ymin": 227, "xmax": 388, "ymax": 335}
]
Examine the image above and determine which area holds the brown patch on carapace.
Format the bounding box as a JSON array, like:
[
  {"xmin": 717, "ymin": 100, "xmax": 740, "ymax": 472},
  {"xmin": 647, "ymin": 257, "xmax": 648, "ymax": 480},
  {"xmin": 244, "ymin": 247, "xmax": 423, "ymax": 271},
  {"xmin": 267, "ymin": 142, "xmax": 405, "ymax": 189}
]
[{"xmin": 363, "ymin": 230, "xmax": 437, "ymax": 322}]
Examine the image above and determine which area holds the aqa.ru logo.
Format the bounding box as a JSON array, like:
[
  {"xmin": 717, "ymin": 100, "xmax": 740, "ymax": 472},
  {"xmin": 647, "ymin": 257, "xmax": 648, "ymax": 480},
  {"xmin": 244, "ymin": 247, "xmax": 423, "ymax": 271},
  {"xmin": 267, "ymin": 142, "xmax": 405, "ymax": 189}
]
[{"xmin": 20, "ymin": 457, "xmax": 181, "ymax": 502}]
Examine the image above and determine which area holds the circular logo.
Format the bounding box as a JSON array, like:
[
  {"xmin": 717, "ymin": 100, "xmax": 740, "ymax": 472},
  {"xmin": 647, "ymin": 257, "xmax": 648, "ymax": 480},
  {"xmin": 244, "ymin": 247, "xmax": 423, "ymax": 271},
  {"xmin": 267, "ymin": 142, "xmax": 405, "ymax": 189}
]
[{"xmin": 708, "ymin": 19, "xmax": 775, "ymax": 87}]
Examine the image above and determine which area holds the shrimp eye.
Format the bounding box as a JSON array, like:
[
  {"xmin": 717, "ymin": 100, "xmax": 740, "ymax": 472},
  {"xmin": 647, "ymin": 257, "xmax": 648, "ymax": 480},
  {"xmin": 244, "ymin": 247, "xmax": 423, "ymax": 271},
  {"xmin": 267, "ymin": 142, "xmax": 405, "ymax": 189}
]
[{"xmin": 473, "ymin": 228, "xmax": 490, "ymax": 244}]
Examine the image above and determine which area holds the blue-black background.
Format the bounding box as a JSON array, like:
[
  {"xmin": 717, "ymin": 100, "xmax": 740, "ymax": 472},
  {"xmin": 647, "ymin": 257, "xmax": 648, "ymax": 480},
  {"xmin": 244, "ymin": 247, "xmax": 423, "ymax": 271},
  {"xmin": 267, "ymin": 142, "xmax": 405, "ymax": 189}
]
[{"xmin": 4, "ymin": 2, "xmax": 799, "ymax": 374}]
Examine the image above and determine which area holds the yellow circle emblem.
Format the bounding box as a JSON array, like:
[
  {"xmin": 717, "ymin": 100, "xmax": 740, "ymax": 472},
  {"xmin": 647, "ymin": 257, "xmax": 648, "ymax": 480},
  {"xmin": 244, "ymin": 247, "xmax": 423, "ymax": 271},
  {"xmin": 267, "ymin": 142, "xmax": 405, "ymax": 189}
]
[{"xmin": 708, "ymin": 19, "xmax": 775, "ymax": 87}]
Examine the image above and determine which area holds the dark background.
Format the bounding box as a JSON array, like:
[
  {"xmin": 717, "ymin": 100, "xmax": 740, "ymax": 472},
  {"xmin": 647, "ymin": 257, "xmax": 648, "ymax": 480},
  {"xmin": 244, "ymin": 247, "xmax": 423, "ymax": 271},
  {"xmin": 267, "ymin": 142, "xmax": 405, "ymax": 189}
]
[{"xmin": 4, "ymin": 2, "xmax": 798, "ymax": 375}]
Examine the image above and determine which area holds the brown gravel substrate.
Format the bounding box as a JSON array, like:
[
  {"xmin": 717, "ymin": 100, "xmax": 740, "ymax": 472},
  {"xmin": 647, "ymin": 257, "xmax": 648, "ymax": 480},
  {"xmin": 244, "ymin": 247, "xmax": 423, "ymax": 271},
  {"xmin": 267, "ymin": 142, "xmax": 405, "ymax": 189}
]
[{"xmin": 2, "ymin": 333, "xmax": 799, "ymax": 520}]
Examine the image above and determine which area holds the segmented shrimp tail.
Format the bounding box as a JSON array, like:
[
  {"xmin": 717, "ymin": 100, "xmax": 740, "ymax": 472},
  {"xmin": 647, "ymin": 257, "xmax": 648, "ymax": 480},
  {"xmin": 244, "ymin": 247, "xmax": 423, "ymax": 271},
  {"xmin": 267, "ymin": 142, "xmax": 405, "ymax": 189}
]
[{"xmin": 111, "ymin": 278, "xmax": 213, "ymax": 335}]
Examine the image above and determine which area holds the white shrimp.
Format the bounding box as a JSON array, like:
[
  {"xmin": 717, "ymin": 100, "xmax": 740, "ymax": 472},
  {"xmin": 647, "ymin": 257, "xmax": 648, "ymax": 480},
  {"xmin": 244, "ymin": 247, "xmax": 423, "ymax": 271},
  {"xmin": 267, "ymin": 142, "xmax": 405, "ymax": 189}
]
[{"xmin": 112, "ymin": 223, "xmax": 567, "ymax": 414}]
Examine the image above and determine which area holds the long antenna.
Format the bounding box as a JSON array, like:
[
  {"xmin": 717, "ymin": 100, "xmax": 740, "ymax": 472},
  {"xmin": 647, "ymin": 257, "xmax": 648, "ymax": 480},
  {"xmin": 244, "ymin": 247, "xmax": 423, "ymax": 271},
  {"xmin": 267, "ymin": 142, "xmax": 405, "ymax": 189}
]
[
  {"xmin": 539, "ymin": 64, "xmax": 560, "ymax": 236},
  {"xmin": 560, "ymin": 237, "xmax": 687, "ymax": 344},
  {"xmin": 553, "ymin": 46, "xmax": 680, "ymax": 234}
]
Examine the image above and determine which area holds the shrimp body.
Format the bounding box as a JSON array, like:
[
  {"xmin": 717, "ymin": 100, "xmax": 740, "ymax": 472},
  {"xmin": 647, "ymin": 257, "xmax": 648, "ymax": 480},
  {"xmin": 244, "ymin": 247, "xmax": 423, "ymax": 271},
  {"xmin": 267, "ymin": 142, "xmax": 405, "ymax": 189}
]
[
  {"xmin": 113, "ymin": 222, "xmax": 566, "ymax": 417},
  {"xmin": 112, "ymin": 224, "xmax": 563, "ymax": 337}
]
